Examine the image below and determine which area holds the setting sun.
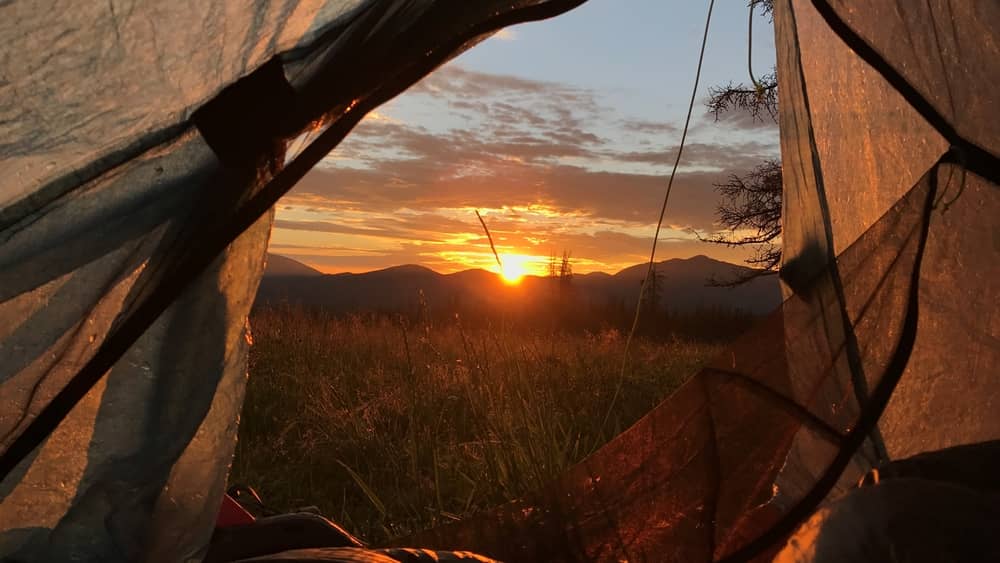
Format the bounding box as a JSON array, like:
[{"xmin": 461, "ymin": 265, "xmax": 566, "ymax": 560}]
[{"xmin": 499, "ymin": 254, "xmax": 530, "ymax": 285}]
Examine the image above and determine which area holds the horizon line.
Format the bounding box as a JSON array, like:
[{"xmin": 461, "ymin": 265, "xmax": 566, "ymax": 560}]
[{"xmin": 267, "ymin": 253, "xmax": 746, "ymax": 277}]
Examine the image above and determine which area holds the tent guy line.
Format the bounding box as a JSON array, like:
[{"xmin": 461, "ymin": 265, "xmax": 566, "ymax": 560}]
[{"xmin": 607, "ymin": 0, "xmax": 715, "ymax": 440}]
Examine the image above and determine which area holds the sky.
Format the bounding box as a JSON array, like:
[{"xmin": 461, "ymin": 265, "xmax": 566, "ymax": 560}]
[{"xmin": 270, "ymin": 0, "xmax": 779, "ymax": 276}]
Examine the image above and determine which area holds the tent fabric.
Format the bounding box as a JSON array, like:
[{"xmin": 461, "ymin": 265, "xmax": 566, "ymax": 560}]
[
  {"xmin": 0, "ymin": 1, "xmax": 362, "ymax": 218},
  {"xmin": 0, "ymin": 1, "xmax": 996, "ymax": 562},
  {"xmin": 777, "ymin": 0, "xmax": 1000, "ymax": 460},
  {"xmin": 0, "ymin": 1, "xmax": 585, "ymax": 561},
  {"xmin": 774, "ymin": 441, "xmax": 1000, "ymax": 562},
  {"xmin": 234, "ymin": 547, "xmax": 499, "ymax": 562}
]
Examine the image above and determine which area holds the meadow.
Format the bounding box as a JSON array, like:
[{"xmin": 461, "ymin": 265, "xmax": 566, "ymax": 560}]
[{"xmin": 229, "ymin": 305, "xmax": 729, "ymax": 544}]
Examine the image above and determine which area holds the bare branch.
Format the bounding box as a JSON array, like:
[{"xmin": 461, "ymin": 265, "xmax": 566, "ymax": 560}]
[
  {"xmin": 700, "ymin": 160, "xmax": 782, "ymax": 286},
  {"xmin": 751, "ymin": 0, "xmax": 774, "ymax": 20},
  {"xmin": 703, "ymin": 9, "xmax": 779, "ymax": 286},
  {"xmin": 706, "ymin": 72, "xmax": 778, "ymax": 124}
]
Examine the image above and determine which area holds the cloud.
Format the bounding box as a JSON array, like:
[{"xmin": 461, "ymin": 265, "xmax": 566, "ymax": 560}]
[
  {"xmin": 409, "ymin": 65, "xmax": 601, "ymax": 116},
  {"xmin": 605, "ymin": 141, "xmax": 776, "ymax": 170},
  {"xmin": 274, "ymin": 212, "xmax": 475, "ymax": 241},
  {"xmin": 296, "ymin": 136, "xmax": 758, "ymax": 232},
  {"xmin": 698, "ymin": 108, "xmax": 779, "ymax": 132},
  {"xmin": 619, "ymin": 118, "xmax": 678, "ymax": 135},
  {"xmin": 275, "ymin": 62, "xmax": 778, "ymax": 273}
]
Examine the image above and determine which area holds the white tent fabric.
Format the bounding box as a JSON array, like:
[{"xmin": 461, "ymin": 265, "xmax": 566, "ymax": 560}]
[
  {"xmin": 0, "ymin": 2, "xmax": 366, "ymax": 559},
  {"xmin": 0, "ymin": 1, "xmax": 362, "ymax": 211}
]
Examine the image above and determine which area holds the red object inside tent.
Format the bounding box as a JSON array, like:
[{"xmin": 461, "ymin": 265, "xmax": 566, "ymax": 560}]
[{"xmin": 216, "ymin": 494, "xmax": 256, "ymax": 528}]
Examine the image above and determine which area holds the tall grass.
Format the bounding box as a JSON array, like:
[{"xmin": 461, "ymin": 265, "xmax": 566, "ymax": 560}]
[{"xmin": 230, "ymin": 305, "xmax": 725, "ymax": 544}]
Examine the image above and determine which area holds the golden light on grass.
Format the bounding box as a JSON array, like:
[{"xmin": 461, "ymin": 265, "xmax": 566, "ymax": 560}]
[
  {"xmin": 234, "ymin": 306, "xmax": 723, "ymax": 543},
  {"xmin": 499, "ymin": 254, "xmax": 529, "ymax": 284}
]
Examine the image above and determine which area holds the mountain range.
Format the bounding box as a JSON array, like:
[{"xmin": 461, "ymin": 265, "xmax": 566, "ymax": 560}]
[{"xmin": 257, "ymin": 254, "xmax": 782, "ymax": 315}]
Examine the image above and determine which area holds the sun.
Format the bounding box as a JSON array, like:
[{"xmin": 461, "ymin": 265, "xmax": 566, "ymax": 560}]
[{"xmin": 499, "ymin": 254, "xmax": 529, "ymax": 285}]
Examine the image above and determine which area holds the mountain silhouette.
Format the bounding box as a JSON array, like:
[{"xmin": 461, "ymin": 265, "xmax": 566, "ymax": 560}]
[
  {"xmin": 256, "ymin": 254, "xmax": 781, "ymax": 315},
  {"xmin": 263, "ymin": 254, "xmax": 324, "ymax": 277}
]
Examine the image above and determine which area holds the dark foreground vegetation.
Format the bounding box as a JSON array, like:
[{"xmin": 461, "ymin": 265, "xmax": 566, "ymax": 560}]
[{"xmin": 230, "ymin": 305, "xmax": 746, "ymax": 544}]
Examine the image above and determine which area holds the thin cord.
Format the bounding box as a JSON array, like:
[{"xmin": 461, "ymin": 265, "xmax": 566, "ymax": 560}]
[
  {"xmin": 599, "ymin": 0, "xmax": 715, "ymax": 439},
  {"xmin": 748, "ymin": 1, "xmax": 765, "ymax": 95}
]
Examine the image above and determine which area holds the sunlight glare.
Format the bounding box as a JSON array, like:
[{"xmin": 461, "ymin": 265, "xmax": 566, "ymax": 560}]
[{"xmin": 499, "ymin": 254, "xmax": 529, "ymax": 284}]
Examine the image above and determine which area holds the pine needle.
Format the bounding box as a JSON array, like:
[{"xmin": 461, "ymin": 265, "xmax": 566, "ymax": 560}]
[{"xmin": 475, "ymin": 209, "xmax": 504, "ymax": 271}]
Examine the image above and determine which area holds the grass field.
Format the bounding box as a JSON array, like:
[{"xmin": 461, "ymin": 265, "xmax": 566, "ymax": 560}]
[{"xmin": 229, "ymin": 305, "xmax": 727, "ymax": 544}]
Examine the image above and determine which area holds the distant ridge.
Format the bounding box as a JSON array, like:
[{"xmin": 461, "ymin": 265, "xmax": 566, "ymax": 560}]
[
  {"xmin": 264, "ymin": 254, "xmax": 323, "ymax": 277},
  {"xmin": 257, "ymin": 254, "xmax": 782, "ymax": 314}
]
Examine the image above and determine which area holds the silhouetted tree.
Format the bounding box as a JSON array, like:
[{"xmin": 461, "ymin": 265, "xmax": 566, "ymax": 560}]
[
  {"xmin": 706, "ymin": 1, "xmax": 777, "ymax": 125},
  {"xmin": 640, "ymin": 267, "xmax": 663, "ymax": 312},
  {"xmin": 637, "ymin": 266, "xmax": 666, "ymax": 333},
  {"xmin": 706, "ymin": 71, "xmax": 777, "ymax": 124},
  {"xmin": 703, "ymin": 0, "xmax": 780, "ymax": 286},
  {"xmin": 558, "ymin": 250, "xmax": 573, "ymax": 284},
  {"xmin": 700, "ymin": 160, "xmax": 782, "ymax": 286}
]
